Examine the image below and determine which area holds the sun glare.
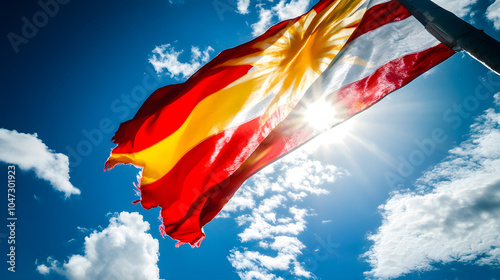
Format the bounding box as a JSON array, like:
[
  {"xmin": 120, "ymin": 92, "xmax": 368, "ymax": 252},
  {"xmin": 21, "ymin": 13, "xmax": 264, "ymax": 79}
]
[
  {"xmin": 310, "ymin": 119, "xmax": 354, "ymax": 147},
  {"xmin": 303, "ymin": 100, "xmax": 354, "ymax": 146},
  {"xmin": 304, "ymin": 101, "xmax": 339, "ymax": 130}
]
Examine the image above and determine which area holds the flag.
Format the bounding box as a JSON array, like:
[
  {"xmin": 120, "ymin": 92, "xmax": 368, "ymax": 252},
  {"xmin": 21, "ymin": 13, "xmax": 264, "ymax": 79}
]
[{"xmin": 105, "ymin": 0, "xmax": 455, "ymax": 246}]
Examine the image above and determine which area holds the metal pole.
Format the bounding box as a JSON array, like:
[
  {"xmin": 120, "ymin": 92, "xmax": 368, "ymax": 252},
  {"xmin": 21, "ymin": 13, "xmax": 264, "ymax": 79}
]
[{"xmin": 398, "ymin": 0, "xmax": 500, "ymax": 75}]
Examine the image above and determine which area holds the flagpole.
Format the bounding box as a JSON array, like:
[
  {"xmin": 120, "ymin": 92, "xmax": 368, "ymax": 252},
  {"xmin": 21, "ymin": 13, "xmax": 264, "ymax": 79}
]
[{"xmin": 398, "ymin": 0, "xmax": 500, "ymax": 75}]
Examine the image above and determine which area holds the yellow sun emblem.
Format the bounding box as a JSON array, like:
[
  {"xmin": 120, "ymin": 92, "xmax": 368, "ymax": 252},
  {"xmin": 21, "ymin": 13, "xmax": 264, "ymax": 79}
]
[{"xmin": 222, "ymin": 0, "xmax": 367, "ymax": 123}]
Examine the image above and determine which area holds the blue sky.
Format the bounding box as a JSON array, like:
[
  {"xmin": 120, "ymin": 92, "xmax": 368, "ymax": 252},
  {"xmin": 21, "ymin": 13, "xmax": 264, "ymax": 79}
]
[{"xmin": 1, "ymin": 0, "xmax": 500, "ymax": 279}]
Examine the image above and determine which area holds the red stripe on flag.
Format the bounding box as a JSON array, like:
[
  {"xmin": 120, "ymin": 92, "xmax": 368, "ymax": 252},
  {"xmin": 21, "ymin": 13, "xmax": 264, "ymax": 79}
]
[
  {"xmin": 346, "ymin": 0, "xmax": 411, "ymax": 45},
  {"xmin": 138, "ymin": 115, "xmax": 262, "ymax": 211},
  {"xmin": 337, "ymin": 43, "xmax": 455, "ymax": 113},
  {"xmin": 313, "ymin": 0, "xmax": 335, "ymax": 13},
  {"xmin": 136, "ymin": 108, "xmax": 286, "ymax": 245},
  {"xmin": 111, "ymin": 65, "xmax": 252, "ymax": 154}
]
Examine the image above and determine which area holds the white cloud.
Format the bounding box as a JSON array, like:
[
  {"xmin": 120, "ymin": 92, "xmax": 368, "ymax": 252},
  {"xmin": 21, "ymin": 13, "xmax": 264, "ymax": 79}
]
[
  {"xmin": 221, "ymin": 150, "xmax": 343, "ymax": 217},
  {"xmin": 37, "ymin": 212, "xmax": 161, "ymax": 280},
  {"xmin": 237, "ymin": 0, "xmax": 251, "ymax": 14},
  {"xmin": 236, "ymin": 197, "xmax": 310, "ymax": 242},
  {"xmin": 149, "ymin": 44, "xmax": 214, "ymax": 79},
  {"xmin": 225, "ymin": 150, "xmax": 347, "ymax": 279},
  {"xmin": 272, "ymin": 0, "xmax": 311, "ymax": 21},
  {"xmin": 432, "ymin": 0, "xmax": 478, "ymax": 18},
  {"xmin": 229, "ymin": 234, "xmax": 311, "ymax": 280},
  {"xmin": 0, "ymin": 128, "xmax": 79, "ymax": 197},
  {"xmin": 364, "ymin": 103, "xmax": 500, "ymax": 279},
  {"xmin": 77, "ymin": 226, "xmax": 89, "ymax": 233},
  {"xmin": 249, "ymin": 0, "xmax": 311, "ymax": 36},
  {"xmin": 37, "ymin": 263, "xmax": 50, "ymax": 275},
  {"xmin": 251, "ymin": 7, "xmax": 274, "ymax": 36},
  {"xmin": 486, "ymin": 0, "xmax": 500, "ymax": 30}
]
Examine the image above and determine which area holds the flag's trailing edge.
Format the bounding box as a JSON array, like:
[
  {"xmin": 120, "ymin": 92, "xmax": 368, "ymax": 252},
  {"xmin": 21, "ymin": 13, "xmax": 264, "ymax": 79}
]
[{"xmin": 105, "ymin": 0, "xmax": 455, "ymax": 246}]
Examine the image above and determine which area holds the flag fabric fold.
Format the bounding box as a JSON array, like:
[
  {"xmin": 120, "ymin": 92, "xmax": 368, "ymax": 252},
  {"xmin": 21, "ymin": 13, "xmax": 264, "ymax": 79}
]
[{"xmin": 106, "ymin": 0, "xmax": 455, "ymax": 246}]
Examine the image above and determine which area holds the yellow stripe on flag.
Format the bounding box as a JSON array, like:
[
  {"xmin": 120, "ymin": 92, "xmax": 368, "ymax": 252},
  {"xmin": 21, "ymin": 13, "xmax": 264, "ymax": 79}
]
[{"xmin": 108, "ymin": 75, "xmax": 270, "ymax": 185}]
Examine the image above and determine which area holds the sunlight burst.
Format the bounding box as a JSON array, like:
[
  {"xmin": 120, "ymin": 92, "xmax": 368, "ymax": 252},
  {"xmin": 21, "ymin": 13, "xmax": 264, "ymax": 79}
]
[
  {"xmin": 303, "ymin": 100, "xmax": 355, "ymax": 146},
  {"xmin": 304, "ymin": 101, "xmax": 339, "ymax": 130}
]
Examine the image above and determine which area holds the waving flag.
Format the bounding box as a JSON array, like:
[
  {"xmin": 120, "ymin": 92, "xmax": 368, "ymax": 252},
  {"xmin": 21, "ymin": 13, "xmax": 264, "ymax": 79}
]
[{"xmin": 106, "ymin": 0, "xmax": 455, "ymax": 246}]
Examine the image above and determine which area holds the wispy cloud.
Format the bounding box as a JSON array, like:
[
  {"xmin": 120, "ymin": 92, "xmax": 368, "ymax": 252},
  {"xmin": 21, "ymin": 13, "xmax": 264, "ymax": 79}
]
[
  {"xmin": 251, "ymin": 7, "xmax": 274, "ymax": 36},
  {"xmin": 364, "ymin": 93, "xmax": 500, "ymax": 279},
  {"xmin": 37, "ymin": 212, "xmax": 160, "ymax": 280},
  {"xmin": 0, "ymin": 128, "xmax": 79, "ymax": 197},
  {"xmin": 36, "ymin": 263, "xmax": 51, "ymax": 275},
  {"xmin": 149, "ymin": 44, "xmax": 213, "ymax": 80},
  {"xmin": 76, "ymin": 226, "xmax": 89, "ymax": 233},
  {"xmin": 487, "ymin": 0, "xmax": 500, "ymax": 30},
  {"xmin": 249, "ymin": 0, "xmax": 310, "ymax": 36},
  {"xmin": 273, "ymin": 0, "xmax": 311, "ymax": 21},
  {"xmin": 237, "ymin": 0, "xmax": 251, "ymax": 14},
  {"xmin": 433, "ymin": 0, "xmax": 478, "ymax": 18},
  {"xmin": 224, "ymin": 149, "xmax": 347, "ymax": 279}
]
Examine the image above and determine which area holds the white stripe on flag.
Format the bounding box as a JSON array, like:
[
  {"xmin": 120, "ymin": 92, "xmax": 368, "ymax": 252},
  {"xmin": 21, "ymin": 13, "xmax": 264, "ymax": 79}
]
[
  {"xmin": 368, "ymin": 0, "xmax": 391, "ymax": 8},
  {"xmin": 311, "ymin": 16, "xmax": 441, "ymax": 100}
]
